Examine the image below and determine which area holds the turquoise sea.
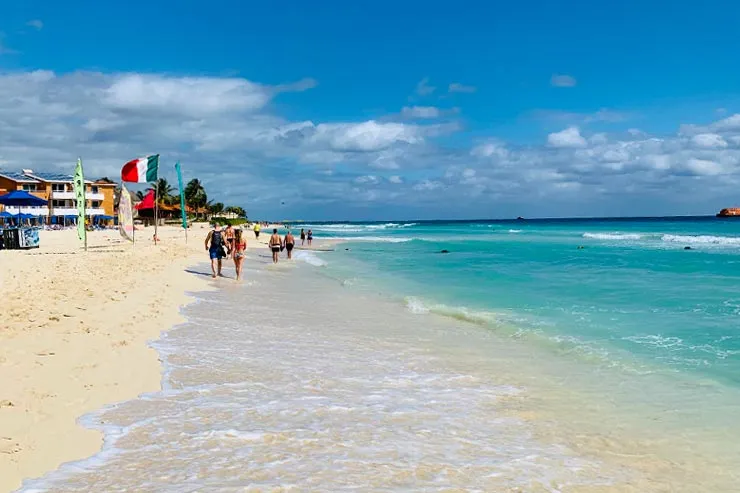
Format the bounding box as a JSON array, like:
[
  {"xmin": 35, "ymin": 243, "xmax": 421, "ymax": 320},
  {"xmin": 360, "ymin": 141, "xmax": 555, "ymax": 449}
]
[
  {"xmin": 299, "ymin": 217, "xmax": 740, "ymax": 387},
  {"xmin": 21, "ymin": 217, "xmax": 740, "ymax": 491}
]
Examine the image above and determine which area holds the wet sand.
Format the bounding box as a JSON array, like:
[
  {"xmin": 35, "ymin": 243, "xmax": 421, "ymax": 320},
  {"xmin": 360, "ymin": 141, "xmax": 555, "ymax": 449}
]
[{"xmin": 0, "ymin": 225, "xmax": 213, "ymax": 492}]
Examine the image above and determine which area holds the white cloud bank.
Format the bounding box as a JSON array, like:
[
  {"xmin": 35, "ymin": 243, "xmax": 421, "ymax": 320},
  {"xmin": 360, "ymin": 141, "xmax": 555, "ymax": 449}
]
[{"xmin": 2, "ymin": 70, "xmax": 740, "ymax": 217}]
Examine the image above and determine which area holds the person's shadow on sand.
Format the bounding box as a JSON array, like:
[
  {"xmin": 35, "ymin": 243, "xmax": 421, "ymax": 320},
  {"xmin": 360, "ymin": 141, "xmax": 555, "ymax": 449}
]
[{"xmin": 185, "ymin": 269, "xmax": 233, "ymax": 279}]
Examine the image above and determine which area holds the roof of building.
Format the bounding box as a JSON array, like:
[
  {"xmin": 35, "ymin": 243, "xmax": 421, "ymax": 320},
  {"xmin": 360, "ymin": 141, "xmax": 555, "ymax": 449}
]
[
  {"xmin": 21, "ymin": 171, "xmax": 100, "ymax": 185},
  {"xmin": 0, "ymin": 170, "xmax": 41, "ymax": 183},
  {"xmin": 1, "ymin": 169, "xmax": 116, "ymax": 186}
]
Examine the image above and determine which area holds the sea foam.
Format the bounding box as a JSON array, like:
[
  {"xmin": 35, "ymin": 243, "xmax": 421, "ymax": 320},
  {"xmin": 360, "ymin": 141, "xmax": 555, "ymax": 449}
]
[{"xmin": 583, "ymin": 232, "xmax": 642, "ymax": 240}]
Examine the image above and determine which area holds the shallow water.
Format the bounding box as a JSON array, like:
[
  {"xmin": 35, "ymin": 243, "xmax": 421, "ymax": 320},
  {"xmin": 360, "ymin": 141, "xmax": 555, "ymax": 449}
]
[
  {"xmin": 299, "ymin": 218, "xmax": 740, "ymax": 385},
  {"xmin": 19, "ymin": 233, "xmax": 740, "ymax": 491}
]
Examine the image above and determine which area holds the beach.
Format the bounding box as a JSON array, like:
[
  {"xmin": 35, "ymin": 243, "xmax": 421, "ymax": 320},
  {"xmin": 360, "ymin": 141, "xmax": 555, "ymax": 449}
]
[
  {"xmin": 3, "ymin": 219, "xmax": 740, "ymax": 491},
  {"xmin": 0, "ymin": 225, "xmax": 216, "ymax": 492}
]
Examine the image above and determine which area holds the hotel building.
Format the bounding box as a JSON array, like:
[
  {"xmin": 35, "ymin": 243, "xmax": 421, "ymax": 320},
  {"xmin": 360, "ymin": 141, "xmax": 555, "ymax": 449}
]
[{"xmin": 0, "ymin": 169, "xmax": 116, "ymax": 223}]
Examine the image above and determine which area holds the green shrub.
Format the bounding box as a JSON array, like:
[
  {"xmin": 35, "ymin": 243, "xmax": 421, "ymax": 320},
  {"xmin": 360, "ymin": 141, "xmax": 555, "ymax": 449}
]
[{"xmin": 211, "ymin": 217, "xmax": 249, "ymax": 226}]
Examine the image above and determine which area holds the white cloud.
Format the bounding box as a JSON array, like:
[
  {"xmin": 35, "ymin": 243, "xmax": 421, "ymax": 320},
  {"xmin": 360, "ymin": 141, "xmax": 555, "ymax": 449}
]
[
  {"xmin": 590, "ymin": 133, "xmax": 608, "ymax": 144},
  {"xmin": 412, "ymin": 180, "xmax": 443, "ymax": 191},
  {"xmin": 550, "ymin": 74, "xmax": 577, "ymax": 87},
  {"xmin": 686, "ymin": 158, "xmax": 723, "ymax": 176},
  {"xmin": 471, "ymin": 141, "xmax": 509, "ymax": 159},
  {"xmin": 5, "ymin": 70, "xmax": 740, "ymax": 217},
  {"xmin": 711, "ymin": 114, "xmax": 740, "ymax": 132},
  {"xmin": 691, "ymin": 133, "xmax": 728, "ymax": 149},
  {"xmin": 27, "ymin": 20, "xmax": 44, "ymax": 30},
  {"xmin": 312, "ymin": 120, "xmax": 423, "ymax": 152},
  {"xmin": 401, "ymin": 106, "xmax": 441, "ymax": 119},
  {"xmin": 354, "ymin": 175, "xmax": 379, "ymax": 184},
  {"xmin": 547, "ymin": 126, "xmax": 587, "ymax": 148},
  {"xmin": 414, "ymin": 77, "xmax": 435, "ymax": 96},
  {"xmin": 448, "ymin": 83, "xmax": 476, "ymax": 93},
  {"xmin": 104, "ymin": 74, "xmax": 272, "ymax": 115}
]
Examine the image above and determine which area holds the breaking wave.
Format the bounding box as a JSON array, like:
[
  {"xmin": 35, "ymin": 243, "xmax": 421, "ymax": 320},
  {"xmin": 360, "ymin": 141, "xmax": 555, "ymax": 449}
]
[{"xmin": 583, "ymin": 233, "xmax": 643, "ymax": 240}]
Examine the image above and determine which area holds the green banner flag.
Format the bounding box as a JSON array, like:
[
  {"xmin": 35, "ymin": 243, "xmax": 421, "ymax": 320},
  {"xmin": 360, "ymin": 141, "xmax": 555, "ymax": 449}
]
[
  {"xmin": 73, "ymin": 158, "xmax": 87, "ymax": 250},
  {"xmin": 175, "ymin": 162, "xmax": 187, "ymax": 230}
]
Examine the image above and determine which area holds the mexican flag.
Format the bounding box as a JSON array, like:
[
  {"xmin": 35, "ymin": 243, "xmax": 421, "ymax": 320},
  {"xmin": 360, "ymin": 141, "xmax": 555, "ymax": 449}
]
[{"xmin": 121, "ymin": 154, "xmax": 159, "ymax": 183}]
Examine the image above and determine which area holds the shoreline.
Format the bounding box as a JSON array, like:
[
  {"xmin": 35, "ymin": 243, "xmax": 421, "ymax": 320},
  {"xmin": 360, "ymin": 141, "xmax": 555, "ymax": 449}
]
[
  {"xmin": 5, "ymin": 224, "xmax": 740, "ymax": 490},
  {"xmin": 20, "ymin": 246, "xmax": 740, "ymax": 491},
  {"xmin": 0, "ymin": 225, "xmax": 214, "ymax": 492}
]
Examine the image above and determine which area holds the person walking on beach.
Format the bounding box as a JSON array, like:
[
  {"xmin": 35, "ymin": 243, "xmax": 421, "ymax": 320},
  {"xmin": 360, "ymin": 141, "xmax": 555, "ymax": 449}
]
[
  {"xmin": 232, "ymin": 228, "xmax": 247, "ymax": 281},
  {"xmin": 300, "ymin": 228, "xmax": 306, "ymax": 245},
  {"xmin": 307, "ymin": 229, "xmax": 313, "ymax": 247},
  {"xmin": 269, "ymin": 228, "xmax": 282, "ymax": 264},
  {"xmin": 284, "ymin": 230, "xmax": 295, "ymax": 259},
  {"xmin": 253, "ymin": 222, "xmax": 261, "ymax": 240},
  {"xmin": 224, "ymin": 224, "xmax": 235, "ymax": 259},
  {"xmin": 205, "ymin": 224, "xmax": 225, "ymax": 278}
]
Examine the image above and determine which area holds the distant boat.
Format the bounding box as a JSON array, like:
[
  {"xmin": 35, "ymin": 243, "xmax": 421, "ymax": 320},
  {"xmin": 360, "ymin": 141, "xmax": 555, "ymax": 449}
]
[{"xmin": 716, "ymin": 208, "xmax": 740, "ymax": 217}]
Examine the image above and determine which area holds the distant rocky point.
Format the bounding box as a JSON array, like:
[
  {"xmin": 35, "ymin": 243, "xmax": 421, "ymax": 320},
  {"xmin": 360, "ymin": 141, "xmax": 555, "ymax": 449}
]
[{"xmin": 717, "ymin": 208, "xmax": 740, "ymax": 217}]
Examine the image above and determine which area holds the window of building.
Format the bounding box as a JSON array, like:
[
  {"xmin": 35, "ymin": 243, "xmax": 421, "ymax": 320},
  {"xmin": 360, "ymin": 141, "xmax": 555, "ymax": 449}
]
[
  {"xmin": 92, "ymin": 201, "xmax": 101, "ymax": 208},
  {"xmin": 52, "ymin": 200, "xmax": 66, "ymax": 208},
  {"xmin": 22, "ymin": 184, "xmax": 37, "ymax": 191},
  {"xmin": 91, "ymin": 186, "xmax": 99, "ymax": 194},
  {"xmin": 52, "ymin": 183, "xmax": 66, "ymax": 192}
]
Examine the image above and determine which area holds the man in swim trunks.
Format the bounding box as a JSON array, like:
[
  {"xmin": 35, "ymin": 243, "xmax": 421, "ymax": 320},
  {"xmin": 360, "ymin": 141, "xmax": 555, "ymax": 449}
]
[
  {"xmin": 205, "ymin": 223, "xmax": 225, "ymax": 278},
  {"xmin": 268, "ymin": 228, "xmax": 282, "ymax": 264},
  {"xmin": 284, "ymin": 230, "xmax": 295, "ymax": 259}
]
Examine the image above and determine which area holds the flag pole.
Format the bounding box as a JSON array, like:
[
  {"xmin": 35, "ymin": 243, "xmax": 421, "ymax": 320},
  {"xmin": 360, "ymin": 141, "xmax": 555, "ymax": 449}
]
[{"xmin": 154, "ymin": 182, "xmax": 159, "ymax": 245}]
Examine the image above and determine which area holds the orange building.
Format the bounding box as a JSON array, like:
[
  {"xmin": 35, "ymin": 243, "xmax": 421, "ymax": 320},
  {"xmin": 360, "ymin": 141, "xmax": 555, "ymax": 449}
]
[{"xmin": 0, "ymin": 169, "xmax": 116, "ymax": 222}]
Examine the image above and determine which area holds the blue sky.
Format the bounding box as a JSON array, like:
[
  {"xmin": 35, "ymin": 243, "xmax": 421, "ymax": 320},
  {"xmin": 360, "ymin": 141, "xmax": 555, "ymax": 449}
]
[{"xmin": 2, "ymin": 0, "xmax": 740, "ymax": 219}]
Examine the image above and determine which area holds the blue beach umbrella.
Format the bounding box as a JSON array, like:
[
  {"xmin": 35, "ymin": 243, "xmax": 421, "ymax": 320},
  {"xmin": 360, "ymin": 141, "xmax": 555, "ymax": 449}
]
[{"xmin": 0, "ymin": 191, "xmax": 48, "ymax": 226}]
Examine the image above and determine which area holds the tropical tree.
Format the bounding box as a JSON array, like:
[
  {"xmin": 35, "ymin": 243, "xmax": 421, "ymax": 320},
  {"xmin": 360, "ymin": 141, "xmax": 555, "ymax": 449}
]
[
  {"xmin": 135, "ymin": 190, "xmax": 146, "ymax": 201},
  {"xmin": 148, "ymin": 178, "xmax": 176, "ymax": 205},
  {"xmin": 210, "ymin": 202, "xmax": 225, "ymax": 215},
  {"xmin": 184, "ymin": 178, "xmax": 208, "ymax": 219}
]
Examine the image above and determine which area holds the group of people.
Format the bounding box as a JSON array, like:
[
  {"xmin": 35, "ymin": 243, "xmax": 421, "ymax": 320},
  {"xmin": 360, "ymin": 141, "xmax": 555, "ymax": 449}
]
[
  {"xmin": 205, "ymin": 223, "xmax": 315, "ymax": 277},
  {"xmin": 204, "ymin": 224, "xmax": 248, "ymax": 280},
  {"xmin": 268, "ymin": 227, "xmax": 311, "ymax": 263}
]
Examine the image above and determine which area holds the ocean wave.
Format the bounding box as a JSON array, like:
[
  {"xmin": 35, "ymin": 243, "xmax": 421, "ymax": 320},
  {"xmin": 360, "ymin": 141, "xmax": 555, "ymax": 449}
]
[
  {"xmin": 366, "ymin": 222, "xmax": 417, "ymax": 230},
  {"xmin": 508, "ymin": 229, "xmax": 522, "ymax": 233},
  {"xmin": 661, "ymin": 234, "xmax": 740, "ymax": 246},
  {"xmin": 326, "ymin": 236, "xmax": 414, "ymax": 243},
  {"xmin": 298, "ymin": 222, "xmax": 417, "ymax": 232},
  {"xmin": 293, "ymin": 250, "xmax": 327, "ymax": 266},
  {"xmin": 583, "ymin": 232, "xmax": 643, "ymax": 240},
  {"xmin": 404, "ymin": 297, "xmax": 430, "ymax": 314},
  {"xmin": 404, "ymin": 297, "xmax": 497, "ymax": 325}
]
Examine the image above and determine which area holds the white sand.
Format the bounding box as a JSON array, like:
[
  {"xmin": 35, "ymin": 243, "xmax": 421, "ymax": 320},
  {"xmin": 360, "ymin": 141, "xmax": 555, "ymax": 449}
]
[{"xmin": 0, "ymin": 224, "xmax": 229, "ymax": 491}]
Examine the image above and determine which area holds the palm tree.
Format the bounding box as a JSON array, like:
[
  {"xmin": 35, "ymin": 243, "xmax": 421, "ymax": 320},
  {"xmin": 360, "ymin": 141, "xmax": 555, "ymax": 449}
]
[
  {"xmin": 210, "ymin": 202, "xmax": 225, "ymax": 216},
  {"xmin": 148, "ymin": 178, "xmax": 175, "ymax": 205},
  {"xmin": 184, "ymin": 178, "xmax": 208, "ymax": 219},
  {"xmin": 135, "ymin": 190, "xmax": 146, "ymax": 201}
]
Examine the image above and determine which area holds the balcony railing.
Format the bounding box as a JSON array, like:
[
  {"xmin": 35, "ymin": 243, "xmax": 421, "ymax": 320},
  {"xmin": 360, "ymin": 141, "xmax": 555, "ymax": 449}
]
[
  {"xmin": 51, "ymin": 191, "xmax": 105, "ymax": 200},
  {"xmin": 49, "ymin": 207, "xmax": 106, "ymax": 216}
]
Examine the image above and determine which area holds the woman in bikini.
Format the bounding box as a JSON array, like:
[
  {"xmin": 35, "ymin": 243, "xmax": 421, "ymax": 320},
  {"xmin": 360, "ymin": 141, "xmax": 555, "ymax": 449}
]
[
  {"xmin": 268, "ymin": 228, "xmax": 282, "ymax": 264},
  {"xmin": 232, "ymin": 228, "xmax": 247, "ymax": 280}
]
